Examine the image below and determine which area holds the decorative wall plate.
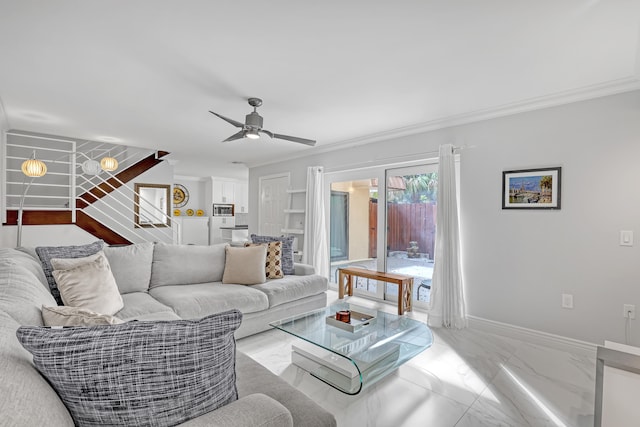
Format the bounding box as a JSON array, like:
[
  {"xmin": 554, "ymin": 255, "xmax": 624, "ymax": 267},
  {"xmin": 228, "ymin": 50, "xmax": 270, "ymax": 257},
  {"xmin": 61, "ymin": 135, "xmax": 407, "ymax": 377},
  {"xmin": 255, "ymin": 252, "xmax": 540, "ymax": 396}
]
[
  {"xmin": 173, "ymin": 184, "xmax": 189, "ymax": 207},
  {"xmin": 173, "ymin": 209, "xmax": 181, "ymax": 216},
  {"xmin": 186, "ymin": 209, "xmax": 195, "ymax": 216},
  {"xmin": 196, "ymin": 209, "xmax": 205, "ymax": 216}
]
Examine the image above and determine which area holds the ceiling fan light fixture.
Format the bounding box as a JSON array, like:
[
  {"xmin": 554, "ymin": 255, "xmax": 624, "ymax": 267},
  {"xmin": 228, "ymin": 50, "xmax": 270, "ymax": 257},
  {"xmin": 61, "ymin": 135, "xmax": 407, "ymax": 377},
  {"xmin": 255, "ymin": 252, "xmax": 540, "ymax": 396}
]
[{"xmin": 246, "ymin": 129, "xmax": 260, "ymax": 140}]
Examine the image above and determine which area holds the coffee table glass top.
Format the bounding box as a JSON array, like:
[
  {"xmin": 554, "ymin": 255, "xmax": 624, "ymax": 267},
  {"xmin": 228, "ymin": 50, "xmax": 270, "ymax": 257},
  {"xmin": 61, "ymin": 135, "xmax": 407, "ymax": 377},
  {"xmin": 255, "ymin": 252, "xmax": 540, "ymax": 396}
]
[{"xmin": 270, "ymin": 302, "xmax": 433, "ymax": 394}]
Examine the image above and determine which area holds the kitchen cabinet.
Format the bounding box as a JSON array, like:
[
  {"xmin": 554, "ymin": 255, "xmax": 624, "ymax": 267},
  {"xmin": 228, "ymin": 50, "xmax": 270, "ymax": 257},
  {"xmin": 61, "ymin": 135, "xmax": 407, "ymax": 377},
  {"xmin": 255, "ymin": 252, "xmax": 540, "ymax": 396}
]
[
  {"xmin": 210, "ymin": 216, "xmax": 235, "ymax": 244},
  {"xmin": 176, "ymin": 217, "xmax": 209, "ymax": 245},
  {"xmin": 235, "ymin": 182, "xmax": 248, "ymax": 213},
  {"xmin": 212, "ymin": 180, "xmax": 235, "ymax": 204}
]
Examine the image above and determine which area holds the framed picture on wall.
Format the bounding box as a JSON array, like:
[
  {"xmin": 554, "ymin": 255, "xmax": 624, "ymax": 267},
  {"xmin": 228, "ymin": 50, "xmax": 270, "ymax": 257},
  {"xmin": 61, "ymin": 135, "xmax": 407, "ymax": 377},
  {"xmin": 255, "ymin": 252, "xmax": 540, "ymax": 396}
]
[{"xmin": 502, "ymin": 167, "xmax": 562, "ymax": 210}]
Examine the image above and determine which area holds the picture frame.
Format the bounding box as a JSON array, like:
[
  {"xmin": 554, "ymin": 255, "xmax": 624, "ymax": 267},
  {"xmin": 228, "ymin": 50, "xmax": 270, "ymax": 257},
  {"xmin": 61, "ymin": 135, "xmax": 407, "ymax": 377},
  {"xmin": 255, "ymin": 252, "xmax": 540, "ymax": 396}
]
[{"xmin": 502, "ymin": 167, "xmax": 561, "ymax": 210}]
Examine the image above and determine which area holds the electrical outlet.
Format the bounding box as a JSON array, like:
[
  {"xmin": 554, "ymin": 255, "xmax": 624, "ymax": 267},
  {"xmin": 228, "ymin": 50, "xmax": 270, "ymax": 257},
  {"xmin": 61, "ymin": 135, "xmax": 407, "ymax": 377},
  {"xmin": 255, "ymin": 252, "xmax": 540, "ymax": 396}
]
[
  {"xmin": 623, "ymin": 304, "xmax": 636, "ymax": 319},
  {"xmin": 562, "ymin": 294, "xmax": 573, "ymax": 309}
]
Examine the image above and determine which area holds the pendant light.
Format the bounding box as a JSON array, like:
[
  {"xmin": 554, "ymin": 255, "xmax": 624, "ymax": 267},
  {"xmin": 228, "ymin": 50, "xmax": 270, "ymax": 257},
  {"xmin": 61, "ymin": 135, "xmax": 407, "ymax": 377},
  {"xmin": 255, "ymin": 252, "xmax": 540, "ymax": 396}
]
[{"xmin": 100, "ymin": 155, "xmax": 118, "ymax": 172}]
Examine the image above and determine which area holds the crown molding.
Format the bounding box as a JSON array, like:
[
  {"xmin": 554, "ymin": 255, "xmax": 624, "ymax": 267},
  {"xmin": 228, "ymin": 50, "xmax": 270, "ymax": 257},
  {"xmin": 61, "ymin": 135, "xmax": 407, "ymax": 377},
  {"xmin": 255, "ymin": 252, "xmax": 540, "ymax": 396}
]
[{"xmin": 247, "ymin": 76, "xmax": 640, "ymax": 169}]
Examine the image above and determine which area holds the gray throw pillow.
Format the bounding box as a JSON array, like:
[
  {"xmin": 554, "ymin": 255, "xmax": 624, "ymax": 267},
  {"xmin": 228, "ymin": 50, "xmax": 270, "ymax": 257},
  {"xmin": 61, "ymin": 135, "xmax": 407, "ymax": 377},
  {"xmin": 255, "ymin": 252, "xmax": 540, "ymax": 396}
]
[
  {"xmin": 35, "ymin": 241, "xmax": 105, "ymax": 305},
  {"xmin": 17, "ymin": 310, "xmax": 242, "ymax": 427},
  {"xmin": 250, "ymin": 234, "xmax": 295, "ymax": 275}
]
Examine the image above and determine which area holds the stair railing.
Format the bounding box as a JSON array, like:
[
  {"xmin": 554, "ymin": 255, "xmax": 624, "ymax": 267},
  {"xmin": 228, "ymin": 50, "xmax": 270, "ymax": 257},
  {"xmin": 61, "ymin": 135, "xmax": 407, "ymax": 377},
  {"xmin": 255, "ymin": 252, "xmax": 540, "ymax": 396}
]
[{"xmin": 73, "ymin": 151, "xmax": 176, "ymax": 244}]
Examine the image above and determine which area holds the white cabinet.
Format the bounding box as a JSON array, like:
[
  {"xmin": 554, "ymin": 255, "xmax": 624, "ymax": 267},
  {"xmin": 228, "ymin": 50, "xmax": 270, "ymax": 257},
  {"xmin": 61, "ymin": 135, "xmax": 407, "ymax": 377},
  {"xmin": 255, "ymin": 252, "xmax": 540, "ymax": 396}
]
[
  {"xmin": 220, "ymin": 228, "xmax": 249, "ymax": 244},
  {"xmin": 235, "ymin": 182, "xmax": 248, "ymax": 213},
  {"xmin": 212, "ymin": 180, "xmax": 235, "ymax": 204},
  {"xmin": 210, "ymin": 216, "xmax": 235, "ymax": 244},
  {"xmin": 177, "ymin": 217, "xmax": 209, "ymax": 245}
]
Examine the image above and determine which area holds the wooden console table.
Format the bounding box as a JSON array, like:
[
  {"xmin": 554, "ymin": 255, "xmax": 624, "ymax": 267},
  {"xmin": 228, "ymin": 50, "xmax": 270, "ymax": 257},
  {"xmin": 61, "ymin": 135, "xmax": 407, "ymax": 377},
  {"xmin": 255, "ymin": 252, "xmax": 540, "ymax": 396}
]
[{"xmin": 337, "ymin": 267, "xmax": 413, "ymax": 315}]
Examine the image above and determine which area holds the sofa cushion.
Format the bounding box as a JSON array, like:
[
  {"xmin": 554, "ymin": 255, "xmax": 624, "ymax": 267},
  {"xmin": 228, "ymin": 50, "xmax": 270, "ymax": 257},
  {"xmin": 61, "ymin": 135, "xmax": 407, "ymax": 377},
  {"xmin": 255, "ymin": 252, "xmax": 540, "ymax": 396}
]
[
  {"xmin": 245, "ymin": 241, "xmax": 284, "ymax": 279},
  {"xmin": 0, "ymin": 249, "xmax": 58, "ymax": 326},
  {"xmin": 150, "ymin": 283, "xmax": 269, "ymax": 318},
  {"xmin": 236, "ymin": 352, "xmax": 337, "ymax": 427},
  {"xmin": 17, "ymin": 310, "xmax": 242, "ymax": 427},
  {"xmin": 35, "ymin": 240, "xmax": 105, "ymax": 305},
  {"xmin": 52, "ymin": 253, "xmax": 124, "ymax": 316},
  {"xmin": 15, "ymin": 246, "xmax": 49, "ymax": 288},
  {"xmin": 178, "ymin": 393, "xmax": 293, "ymax": 427},
  {"xmin": 115, "ymin": 291, "xmax": 177, "ymax": 321},
  {"xmin": 250, "ymin": 234, "xmax": 295, "ymax": 275},
  {"xmin": 0, "ymin": 311, "xmax": 74, "ymax": 426},
  {"xmin": 251, "ymin": 274, "xmax": 329, "ymax": 308},
  {"xmin": 41, "ymin": 306, "xmax": 124, "ymax": 327},
  {"xmin": 151, "ymin": 243, "xmax": 227, "ymax": 288},
  {"xmin": 103, "ymin": 242, "xmax": 154, "ymax": 293},
  {"xmin": 222, "ymin": 245, "xmax": 267, "ymax": 285}
]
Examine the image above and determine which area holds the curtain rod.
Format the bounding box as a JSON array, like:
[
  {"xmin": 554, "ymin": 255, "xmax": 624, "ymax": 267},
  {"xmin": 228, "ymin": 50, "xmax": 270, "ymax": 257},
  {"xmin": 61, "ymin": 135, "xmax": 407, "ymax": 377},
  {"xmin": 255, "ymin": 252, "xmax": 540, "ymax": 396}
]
[{"xmin": 324, "ymin": 145, "xmax": 463, "ymax": 173}]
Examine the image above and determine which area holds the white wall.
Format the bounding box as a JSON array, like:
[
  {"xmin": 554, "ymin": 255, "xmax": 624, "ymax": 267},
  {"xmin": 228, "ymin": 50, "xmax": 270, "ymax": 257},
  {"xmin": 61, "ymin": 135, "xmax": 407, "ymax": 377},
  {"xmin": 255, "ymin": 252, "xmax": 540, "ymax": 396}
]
[
  {"xmin": 0, "ymin": 224, "xmax": 97, "ymax": 247},
  {"xmin": 249, "ymin": 90, "xmax": 640, "ymax": 345}
]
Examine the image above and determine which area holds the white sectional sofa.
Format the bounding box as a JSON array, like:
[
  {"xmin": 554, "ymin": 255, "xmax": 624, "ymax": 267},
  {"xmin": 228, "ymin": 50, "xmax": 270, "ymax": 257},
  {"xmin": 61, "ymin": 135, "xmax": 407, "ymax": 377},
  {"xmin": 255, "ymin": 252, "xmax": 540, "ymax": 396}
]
[{"xmin": 0, "ymin": 243, "xmax": 335, "ymax": 427}]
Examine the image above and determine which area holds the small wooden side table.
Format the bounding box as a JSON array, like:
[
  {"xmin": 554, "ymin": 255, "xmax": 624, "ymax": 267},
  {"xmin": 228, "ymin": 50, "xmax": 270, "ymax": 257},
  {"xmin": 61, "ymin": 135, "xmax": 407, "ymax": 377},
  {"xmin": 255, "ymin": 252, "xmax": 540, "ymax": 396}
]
[{"xmin": 338, "ymin": 267, "xmax": 413, "ymax": 315}]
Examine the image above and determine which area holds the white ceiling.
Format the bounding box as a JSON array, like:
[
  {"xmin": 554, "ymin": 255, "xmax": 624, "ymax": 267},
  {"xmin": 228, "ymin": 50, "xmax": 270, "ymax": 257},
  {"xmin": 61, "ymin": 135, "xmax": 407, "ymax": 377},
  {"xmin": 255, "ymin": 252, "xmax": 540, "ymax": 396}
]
[{"xmin": 1, "ymin": 1, "xmax": 639, "ymax": 177}]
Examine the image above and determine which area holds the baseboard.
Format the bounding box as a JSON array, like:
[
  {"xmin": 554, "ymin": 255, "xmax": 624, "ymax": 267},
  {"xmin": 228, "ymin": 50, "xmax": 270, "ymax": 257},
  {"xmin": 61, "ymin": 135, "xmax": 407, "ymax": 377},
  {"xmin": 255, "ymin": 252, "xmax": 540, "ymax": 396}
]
[{"xmin": 467, "ymin": 315, "xmax": 598, "ymax": 353}]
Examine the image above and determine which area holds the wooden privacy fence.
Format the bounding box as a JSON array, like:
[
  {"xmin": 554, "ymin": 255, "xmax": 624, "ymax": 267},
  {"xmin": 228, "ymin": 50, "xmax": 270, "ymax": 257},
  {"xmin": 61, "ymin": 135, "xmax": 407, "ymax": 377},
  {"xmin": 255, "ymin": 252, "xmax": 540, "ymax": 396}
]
[{"xmin": 386, "ymin": 202, "xmax": 436, "ymax": 258}]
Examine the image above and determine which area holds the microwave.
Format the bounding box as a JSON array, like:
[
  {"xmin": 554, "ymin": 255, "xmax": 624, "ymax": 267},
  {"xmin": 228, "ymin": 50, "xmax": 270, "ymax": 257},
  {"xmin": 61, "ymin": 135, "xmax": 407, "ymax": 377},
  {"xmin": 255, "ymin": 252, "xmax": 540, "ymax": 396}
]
[{"xmin": 213, "ymin": 203, "xmax": 234, "ymax": 216}]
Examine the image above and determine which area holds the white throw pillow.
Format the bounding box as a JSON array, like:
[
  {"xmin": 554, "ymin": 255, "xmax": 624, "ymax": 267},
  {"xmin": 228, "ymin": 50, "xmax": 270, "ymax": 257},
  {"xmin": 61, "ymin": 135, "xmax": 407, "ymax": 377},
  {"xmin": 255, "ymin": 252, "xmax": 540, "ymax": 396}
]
[
  {"xmin": 52, "ymin": 253, "xmax": 124, "ymax": 315},
  {"xmin": 222, "ymin": 245, "xmax": 267, "ymax": 285},
  {"xmin": 50, "ymin": 251, "xmax": 102, "ymax": 271},
  {"xmin": 41, "ymin": 305, "xmax": 124, "ymax": 327}
]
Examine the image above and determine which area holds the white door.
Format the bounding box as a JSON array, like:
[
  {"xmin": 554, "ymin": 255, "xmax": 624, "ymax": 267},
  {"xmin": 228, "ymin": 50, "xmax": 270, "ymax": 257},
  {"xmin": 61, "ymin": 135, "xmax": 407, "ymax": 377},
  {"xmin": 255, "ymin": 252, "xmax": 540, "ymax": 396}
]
[{"xmin": 259, "ymin": 173, "xmax": 289, "ymax": 236}]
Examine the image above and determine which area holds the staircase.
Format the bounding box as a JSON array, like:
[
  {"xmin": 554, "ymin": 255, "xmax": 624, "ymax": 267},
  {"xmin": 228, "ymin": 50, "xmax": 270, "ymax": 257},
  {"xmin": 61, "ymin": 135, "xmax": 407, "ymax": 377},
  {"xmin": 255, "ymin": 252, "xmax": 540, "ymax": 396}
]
[{"xmin": 4, "ymin": 131, "xmax": 174, "ymax": 245}]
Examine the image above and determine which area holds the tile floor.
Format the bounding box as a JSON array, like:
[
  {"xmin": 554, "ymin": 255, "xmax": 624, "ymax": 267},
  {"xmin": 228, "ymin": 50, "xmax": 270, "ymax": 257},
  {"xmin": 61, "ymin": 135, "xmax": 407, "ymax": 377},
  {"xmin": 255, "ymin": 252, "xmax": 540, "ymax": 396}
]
[{"xmin": 237, "ymin": 291, "xmax": 596, "ymax": 427}]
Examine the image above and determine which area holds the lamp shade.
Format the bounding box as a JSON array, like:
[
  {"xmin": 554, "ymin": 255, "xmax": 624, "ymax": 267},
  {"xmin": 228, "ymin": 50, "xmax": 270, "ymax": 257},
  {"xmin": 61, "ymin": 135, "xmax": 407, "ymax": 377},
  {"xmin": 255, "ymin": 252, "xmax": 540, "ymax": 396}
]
[
  {"xmin": 21, "ymin": 158, "xmax": 47, "ymax": 177},
  {"xmin": 81, "ymin": 159, "xmax": 101, "ymax": 175},
  {"xmin": 100, "ymin": 156, "xmax": 118, "ymax": 171}
]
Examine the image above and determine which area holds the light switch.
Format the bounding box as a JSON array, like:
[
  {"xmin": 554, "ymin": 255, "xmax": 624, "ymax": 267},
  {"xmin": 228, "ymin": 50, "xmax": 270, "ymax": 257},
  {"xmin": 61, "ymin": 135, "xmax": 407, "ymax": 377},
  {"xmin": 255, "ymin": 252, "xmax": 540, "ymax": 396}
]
[{"xmin": 620, "ymin": 230, "xmax": 634, "ymax": 246}]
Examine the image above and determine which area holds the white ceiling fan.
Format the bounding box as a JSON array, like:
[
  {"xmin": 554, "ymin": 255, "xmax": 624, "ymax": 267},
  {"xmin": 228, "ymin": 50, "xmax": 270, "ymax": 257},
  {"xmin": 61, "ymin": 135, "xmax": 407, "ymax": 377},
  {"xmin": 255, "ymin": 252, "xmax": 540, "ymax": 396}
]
[{"xmin": 209, "ymin": 98, "xmax": 316, "ymax": 146}]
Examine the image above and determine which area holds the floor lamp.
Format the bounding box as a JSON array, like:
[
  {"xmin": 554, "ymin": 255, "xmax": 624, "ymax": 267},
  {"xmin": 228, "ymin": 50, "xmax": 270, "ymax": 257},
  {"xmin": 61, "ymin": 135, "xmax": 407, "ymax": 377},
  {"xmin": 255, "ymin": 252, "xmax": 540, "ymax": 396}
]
[{"xmin": 17, "ymin": 152, "xmax": 47, "ymax": 247}]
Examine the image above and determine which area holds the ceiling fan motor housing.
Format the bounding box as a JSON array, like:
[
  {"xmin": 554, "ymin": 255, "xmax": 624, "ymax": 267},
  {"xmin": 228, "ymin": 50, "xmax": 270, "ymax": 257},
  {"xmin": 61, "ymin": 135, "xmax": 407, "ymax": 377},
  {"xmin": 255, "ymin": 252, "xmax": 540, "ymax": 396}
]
[{"xmin": 245, "ymin": 111, "xmax": 263, "ymax": 129}]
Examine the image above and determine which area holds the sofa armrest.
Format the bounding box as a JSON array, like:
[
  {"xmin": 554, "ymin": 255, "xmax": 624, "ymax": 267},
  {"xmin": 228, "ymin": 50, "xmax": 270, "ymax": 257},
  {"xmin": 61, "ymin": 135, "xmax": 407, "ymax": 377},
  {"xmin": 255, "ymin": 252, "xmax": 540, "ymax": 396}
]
[
  {"xmin": 177, "ymin": 393, "xmax": 293, "ymax": 427},
  {"xmin": 293, "ymin": 262, "xmax": 316, "ymax": 275}
]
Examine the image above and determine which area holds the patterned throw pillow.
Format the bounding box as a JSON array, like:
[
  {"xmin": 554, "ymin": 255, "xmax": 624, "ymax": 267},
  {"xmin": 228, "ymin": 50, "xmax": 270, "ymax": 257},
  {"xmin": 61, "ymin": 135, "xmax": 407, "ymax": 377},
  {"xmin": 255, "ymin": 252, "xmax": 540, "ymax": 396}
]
[
  {"xmin": 35, "ymin": 241, "xmax": 105, "ymax": 305},
  {"xmin": 17, "ymin": 310, "xmax": 242, "ymax": 427},
  {"xmin": 250, "ymin": 234, "xmax": 295, "ymax": 275},
  {"xmin": 245, "ymin": 241, "xmax": 284, "ymax": 279}
]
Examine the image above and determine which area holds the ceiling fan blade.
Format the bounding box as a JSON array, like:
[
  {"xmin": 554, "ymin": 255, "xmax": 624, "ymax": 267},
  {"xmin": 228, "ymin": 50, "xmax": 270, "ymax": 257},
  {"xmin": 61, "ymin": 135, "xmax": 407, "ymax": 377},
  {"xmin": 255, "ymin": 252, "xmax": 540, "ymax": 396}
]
[
  {"xmin": 222, "ymin": 130, "xmax": 246, "ymax": 142},
  {"xmin": 259, "ymin": 129, "xmax": 274, "ymax": 138},
  {"xmin": 272, "ymin": 133, "xmax": 316, "ymax": 146},
  {"xmin": 209, "ymin": 111, "xmax": 244, "ymax": 128}
]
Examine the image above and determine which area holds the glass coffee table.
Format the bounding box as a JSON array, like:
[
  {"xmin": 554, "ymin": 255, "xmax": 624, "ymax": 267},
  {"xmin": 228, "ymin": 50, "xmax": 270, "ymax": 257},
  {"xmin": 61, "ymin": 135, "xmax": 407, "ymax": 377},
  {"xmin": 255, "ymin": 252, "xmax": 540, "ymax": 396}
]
[{"xmin": 270, "ymin": 302, "xmax": 433, "ymax": 394}]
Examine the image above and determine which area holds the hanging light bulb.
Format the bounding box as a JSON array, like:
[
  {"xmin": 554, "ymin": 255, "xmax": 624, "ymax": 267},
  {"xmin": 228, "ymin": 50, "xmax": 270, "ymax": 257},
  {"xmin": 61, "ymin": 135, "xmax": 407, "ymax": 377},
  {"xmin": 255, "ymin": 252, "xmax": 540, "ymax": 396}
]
[
  {"xmin": 100, "ymin": 156, "xmax": 118, "ymax": 171},
  {"xmin": 21, "ymin": 153, "xmax": 47, "ymax": 177},
  {"xmin": 81, "ymin": 159, "xmax": 101, "ymax": 175}
]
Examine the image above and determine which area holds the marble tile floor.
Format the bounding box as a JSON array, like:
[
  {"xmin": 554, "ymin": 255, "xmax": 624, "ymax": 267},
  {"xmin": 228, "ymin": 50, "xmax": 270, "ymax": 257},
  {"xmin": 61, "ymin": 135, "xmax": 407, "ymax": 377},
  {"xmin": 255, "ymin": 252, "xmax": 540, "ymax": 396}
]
[{"xmin": 237, "ymin": 291, "xmax": 597, "ymax": 427}]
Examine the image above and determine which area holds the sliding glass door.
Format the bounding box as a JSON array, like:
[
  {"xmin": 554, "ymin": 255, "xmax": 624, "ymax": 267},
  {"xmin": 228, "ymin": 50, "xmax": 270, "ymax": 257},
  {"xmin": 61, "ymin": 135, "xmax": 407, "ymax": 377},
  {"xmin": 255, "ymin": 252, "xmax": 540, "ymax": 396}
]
[
  {"xmin": 384, "ymin": 164, "xmax": 437, "ymax": 308},
  {"xmin": 327, "ymin": 161, "xmax": 437, "ymax": 308}
]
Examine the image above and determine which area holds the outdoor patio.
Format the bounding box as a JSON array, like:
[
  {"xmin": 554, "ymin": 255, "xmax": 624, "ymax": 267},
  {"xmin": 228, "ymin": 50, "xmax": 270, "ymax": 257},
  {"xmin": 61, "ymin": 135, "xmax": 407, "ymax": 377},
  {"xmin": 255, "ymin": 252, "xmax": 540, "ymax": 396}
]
[{"xmin": 330, "ymin": 251, "xmax": 434, "ymax": 303}]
